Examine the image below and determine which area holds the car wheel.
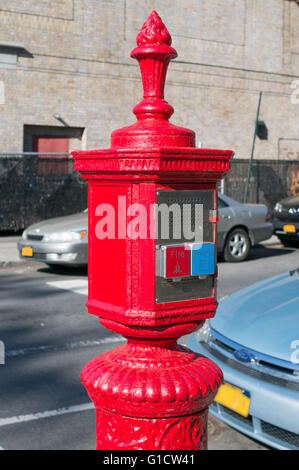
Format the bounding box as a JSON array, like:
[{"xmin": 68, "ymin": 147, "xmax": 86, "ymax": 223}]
[{"xmin": 224, "ymin": 228, "xmax": 250, "ymax": 262}]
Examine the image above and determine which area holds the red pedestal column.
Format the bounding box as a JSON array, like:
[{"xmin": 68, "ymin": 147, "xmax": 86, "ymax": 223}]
[{"xmin": 73, "ymin": 11, "xmax": 234, "ymax": 450}]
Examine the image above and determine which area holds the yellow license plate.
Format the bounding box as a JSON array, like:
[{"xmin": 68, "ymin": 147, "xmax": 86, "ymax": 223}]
[
  {"xmin": 22, "ymin": 246, "xmax": 33, "ymax": 257},
  {"xmin": 214, "ymin": 383, "xmax": 250, "ymax": 417},
  {"xmin": 283, "ymin": 225, "xmax": 296, "ymax": 233}
]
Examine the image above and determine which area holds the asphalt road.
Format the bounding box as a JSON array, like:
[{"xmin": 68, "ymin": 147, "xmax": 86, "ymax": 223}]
[{"xmin": 0, "ymin": 241, "xmax": 298, "ymax": 450}]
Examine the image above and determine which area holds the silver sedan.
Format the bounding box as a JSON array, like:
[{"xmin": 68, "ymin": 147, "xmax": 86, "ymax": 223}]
[
  {"xmin": 18, "ymin": 210, "xmax": 88, "ymax": 267},
  {"xmin": 218, "ymin": 194, "xmax": 273, "ymax": 262},
  {"xmin": 18, "ymin": 195, "xmax": 273, "ymax": 266}
]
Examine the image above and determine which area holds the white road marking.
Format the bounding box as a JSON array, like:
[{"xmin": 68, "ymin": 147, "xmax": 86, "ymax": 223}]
[
  {"xmin": 46, "ymin": 279, "xmax": 88, "ymax": 296},
  {"xmin": 0, "ymin": 403, "xmax": 94, "ymax": 428},
  {"xmin": 6, "ymin": 336, "xmax": 125, "ymax": 358},
  {"xmin": 1, "ymin": 279, "xmax": 122, "ymax": 431}
]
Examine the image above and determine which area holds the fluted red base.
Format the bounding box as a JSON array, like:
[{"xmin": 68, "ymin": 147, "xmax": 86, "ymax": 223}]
[
  {"xmin": 81, "ymin": 341, "xmax": 222, "ymax": 450},
  {"xmin": 95, "ymin": 408, "xmax": 208, "ymax": 450}
]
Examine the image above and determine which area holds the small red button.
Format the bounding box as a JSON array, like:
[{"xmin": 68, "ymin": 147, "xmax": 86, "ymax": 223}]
[{"xmin": 165, "ymin": 246, "xmax": 190, "ymax": 279}]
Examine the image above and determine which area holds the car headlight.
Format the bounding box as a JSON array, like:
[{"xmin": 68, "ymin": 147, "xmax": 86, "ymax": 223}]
[
  {"xmin": 44, "ymin": 231, "xmax": 87, "ymax": 242},
  {"xmin": 195, "ymin": 320, "xmax": 211, "ymax": 344},
  {"xmin": 274, "ymin": 203, "xmax": 282, "ymax": 213},
  {"xmin": 289, "ymin": 207, "xmax": 299, "ymax": 215}
]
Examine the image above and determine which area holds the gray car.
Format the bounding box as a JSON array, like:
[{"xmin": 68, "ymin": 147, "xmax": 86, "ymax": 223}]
[
  {"xmin": 18, "ymin": 210, "xmax": 88, "ymax": 267},
  {"xmin": 272, "ymin": 195, "xmax": 299, "ymax": 246},
  {"xmin": 187, "ymin": 269, "xmax": 299, "ymax": 450},
  {"xmin": 218, "ymin": 193, "xmax": 273, "ymax": 262},
  {"xmin": 18, "ymin": 194, "xmax": 273, "ymax": 266}
]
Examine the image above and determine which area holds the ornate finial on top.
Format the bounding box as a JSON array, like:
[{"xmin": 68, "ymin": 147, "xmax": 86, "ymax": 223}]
[
  {"xmin": 130, "ymin": 12, "xmax": 177, "ymax": 122},
  {"xmin": 110, "ymin": 12, "xmax": 196, "ymax": 149},
  {"xmin": 136, "ymin": 11, "xmax": 172, "ymax": 46}
]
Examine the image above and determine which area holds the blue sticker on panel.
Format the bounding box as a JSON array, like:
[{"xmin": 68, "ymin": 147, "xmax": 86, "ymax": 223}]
[{"xmin": 191, "ymin": 244, "xmax": 215, "ymax": 276}]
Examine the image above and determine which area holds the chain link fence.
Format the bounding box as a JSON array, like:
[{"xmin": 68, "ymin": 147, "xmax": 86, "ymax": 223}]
[
  {"xmin": 0, "ymin": 153, "xmax": 87, "ymax": 232},
  {"xmin": 1, "ymin": 154, "xmax": 299, "ymax": 232},
  {"xmin": 222, "ymin": 159, "xmax": 299, "ymax": 210}
]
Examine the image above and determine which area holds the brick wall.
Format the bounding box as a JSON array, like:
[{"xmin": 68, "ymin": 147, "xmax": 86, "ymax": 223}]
[{"xmin": 0, "ymin": 0, "xmax": 298, "ymax": 159}]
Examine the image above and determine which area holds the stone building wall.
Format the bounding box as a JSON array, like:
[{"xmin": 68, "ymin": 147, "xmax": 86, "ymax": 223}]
[{"xmin": 0, "ymin": 0, "xmax": 298, "ymax": 159}]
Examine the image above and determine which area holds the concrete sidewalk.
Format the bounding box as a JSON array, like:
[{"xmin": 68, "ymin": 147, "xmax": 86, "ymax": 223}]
[
  {"xmin": 0, "ymin": 235, "xmax": 23, "ymax": 267},
  {"xmin": 261, "ymin": 235, "xmax": 281, "ymax": 245}
]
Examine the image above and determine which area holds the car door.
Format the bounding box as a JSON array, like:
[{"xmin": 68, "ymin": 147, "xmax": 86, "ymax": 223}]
[{"xmin": 217, "ymin": 195, "xmax": 234, "ymax": 251}]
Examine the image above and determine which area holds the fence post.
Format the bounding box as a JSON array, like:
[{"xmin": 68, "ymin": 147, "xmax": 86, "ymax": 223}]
[{"xmin": 244, "ymin": 91, "xmax": 262, "ymax": 203}]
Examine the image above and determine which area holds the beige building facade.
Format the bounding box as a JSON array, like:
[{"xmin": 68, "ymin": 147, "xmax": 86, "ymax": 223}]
[{"xmin": 0, "ymin": 0, "xmax": 298, "ymax": 159}]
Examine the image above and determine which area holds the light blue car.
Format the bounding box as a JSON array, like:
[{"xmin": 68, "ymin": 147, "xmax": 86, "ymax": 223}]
[{"xmin": 187, "ymin": 269, "xmax": 299, "ymax": 450}]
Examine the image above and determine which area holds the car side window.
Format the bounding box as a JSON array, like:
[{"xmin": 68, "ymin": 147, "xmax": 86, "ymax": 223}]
[{"xmin": 218, "ymin": 196, "xmax": 228, "ymax": 209}]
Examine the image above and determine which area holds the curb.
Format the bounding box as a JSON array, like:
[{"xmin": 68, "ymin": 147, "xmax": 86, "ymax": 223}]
[
  {"xmin": 261, "ymin": 236, "xmax": 281, "ymax": 246},
  {"xmin": 0, "ymin": 260, "xmax": 27, "ymax": 268}
]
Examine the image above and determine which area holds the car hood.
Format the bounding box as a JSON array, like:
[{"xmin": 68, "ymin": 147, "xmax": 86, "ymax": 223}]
[
  {"xmin": 279, "ymin": 195, "xmax": 299, "ymax": 209},
  {"xmin": 211, "ymin": 271, "xmax": 299, "ymax": 362},
  {"xmin": 25, "ymin": 212, "xmax": 88, "ymax": 234}
]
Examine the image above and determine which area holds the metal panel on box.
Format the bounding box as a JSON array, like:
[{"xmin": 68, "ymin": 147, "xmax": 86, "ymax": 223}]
[
  {"xmin": 156, "ymin": 189, "xmax": 214, "ymax": 245},
  {"xmin": 155, "ymin": 275, "xmax": 214, "ymax": 304},
  {"xmin": 155, "ymin": 189, "xmax": 215, "ymax": 303}
]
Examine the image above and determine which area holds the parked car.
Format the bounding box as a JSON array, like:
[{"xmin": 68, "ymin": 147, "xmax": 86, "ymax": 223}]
[
  {"xmin": 18, "ymin": 210, "xmax": 88, "ymax": 267},
  {"xmin": 272, "ymin": 195, "xmax": 299, "ymax": 246},
  {"xmin": 187, "ymin": 269, "xmax": 299, "ymax": 450},
  {"xmin": 18, "ymin": 194, "xmax": 272, "ymax": 266},
  {"xmin": 218, "ymin": 193, "xmax": 273, "ymax": 262}
]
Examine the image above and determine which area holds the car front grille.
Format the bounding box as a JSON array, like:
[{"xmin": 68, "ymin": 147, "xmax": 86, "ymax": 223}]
[
  {"xmin": 210, "ymin": 402, "xmax": 299, "ymax": 449},
  {"xmin": 211, "ymin": 402, "xmax": 253, "ymax": 428},
  {"xmin": 274, "ymin": 208, "xmax": 299, "ymax": 221},
  {"xmin": 205, "ymin": 329, "xmax": 299, "ymax": 386},
  {"xmin": 260, "ymin": 421, "xmax": 299, "ymax": 448},
  {"xmin": 32, "ymin": 252, "xmax": 48, "ymax": 260},
  {"xmin": 26, "ymin": 233, "xmax": 44, "ymax": 241}
]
